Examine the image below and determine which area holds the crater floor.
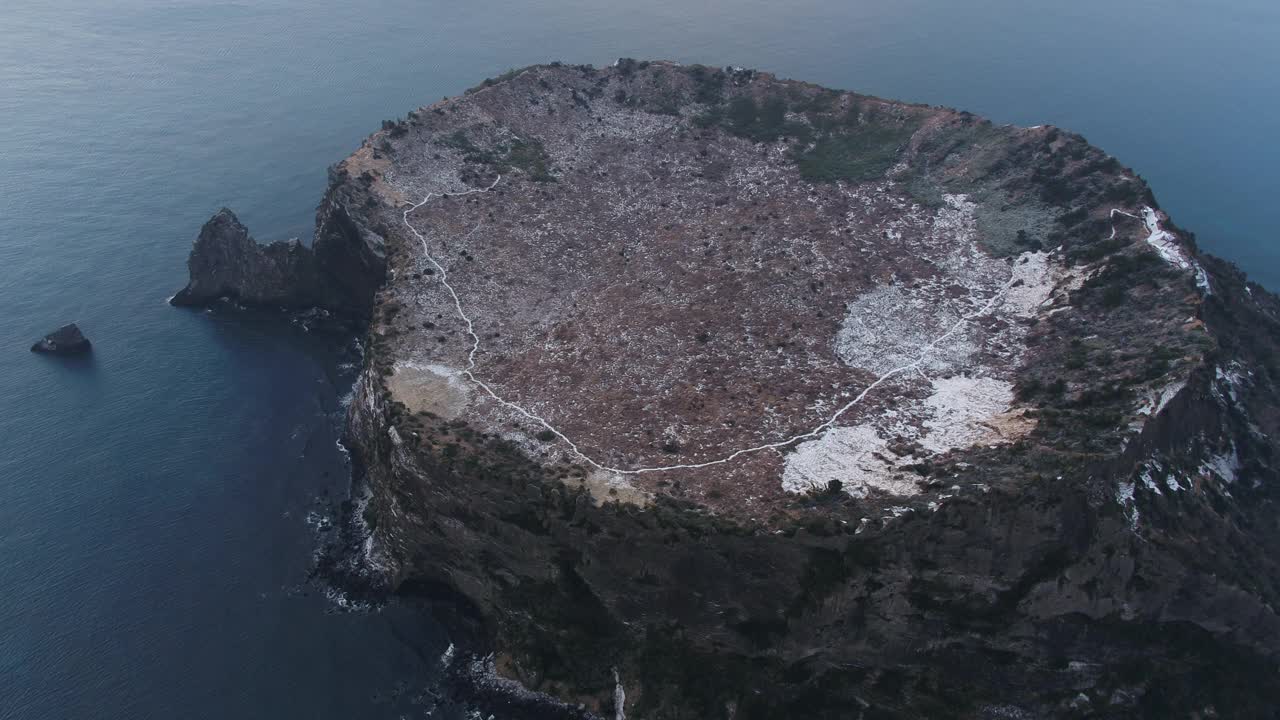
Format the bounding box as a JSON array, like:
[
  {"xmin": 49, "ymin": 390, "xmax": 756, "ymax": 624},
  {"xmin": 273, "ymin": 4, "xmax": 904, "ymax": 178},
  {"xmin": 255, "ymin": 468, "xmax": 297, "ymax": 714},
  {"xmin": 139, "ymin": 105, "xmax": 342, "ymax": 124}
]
[{"xmin": 359, "ymin": 61, "xmax": 1200, "ymax": 515}]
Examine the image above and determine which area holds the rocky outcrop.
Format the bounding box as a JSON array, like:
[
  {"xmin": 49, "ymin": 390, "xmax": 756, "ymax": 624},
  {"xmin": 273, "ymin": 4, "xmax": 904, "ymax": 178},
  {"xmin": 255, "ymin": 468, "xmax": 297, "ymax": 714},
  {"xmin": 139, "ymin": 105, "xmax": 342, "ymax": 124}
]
[
  {"xmin": 310, "ymin": 199, "xmax": 387, "ymax": 320},
  {"xmin": 172, "ymin": 182, "xmax": 387, "ymax": 320},
  {"xmin": 30, "ymin": 323, "xmax": 91, "ymax": 354},
  {"xmin": 170, "ymin": 208, "xmax": 323, "ymax": 307}
]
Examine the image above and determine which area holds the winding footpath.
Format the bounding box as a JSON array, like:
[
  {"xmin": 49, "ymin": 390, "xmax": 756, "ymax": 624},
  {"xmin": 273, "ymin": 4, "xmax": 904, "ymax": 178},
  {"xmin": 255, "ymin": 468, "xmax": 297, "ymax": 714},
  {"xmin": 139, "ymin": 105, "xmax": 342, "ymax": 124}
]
[
  {"xmin": 1110, "ymin": 207, "xmax": 1210, "ymax": 292},
  {"xmin": 401, "ymin": 179, "xmax": 1020, "ymax": 476}
]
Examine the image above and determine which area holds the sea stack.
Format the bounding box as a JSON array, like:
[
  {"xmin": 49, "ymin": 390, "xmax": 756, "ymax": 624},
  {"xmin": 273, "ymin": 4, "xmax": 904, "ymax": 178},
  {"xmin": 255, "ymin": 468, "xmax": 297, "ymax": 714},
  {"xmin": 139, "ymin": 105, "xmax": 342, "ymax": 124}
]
[
  {"xmin": 169, "ymin": 208, "xmax": 322, "ymax": 308},
  {"xmin": 30, "ymin": 323, "xmax": 91, "ymax": 355},
  {"xmin": 171, "ymin": 201, "xmax": 386, "ymax": 322}
]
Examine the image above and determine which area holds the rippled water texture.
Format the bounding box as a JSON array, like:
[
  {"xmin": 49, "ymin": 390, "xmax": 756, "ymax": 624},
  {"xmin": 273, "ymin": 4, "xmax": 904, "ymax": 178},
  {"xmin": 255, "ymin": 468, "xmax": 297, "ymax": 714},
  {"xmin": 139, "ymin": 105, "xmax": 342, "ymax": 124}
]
[{"xmin": 1, "ymin": 1, "xmax": 1276, "ymax": 717}]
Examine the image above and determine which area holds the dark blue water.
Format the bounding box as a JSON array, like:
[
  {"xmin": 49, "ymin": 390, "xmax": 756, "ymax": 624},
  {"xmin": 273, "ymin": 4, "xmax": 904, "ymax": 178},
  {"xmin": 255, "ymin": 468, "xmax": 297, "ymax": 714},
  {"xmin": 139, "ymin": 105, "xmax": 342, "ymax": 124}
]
[{"xmin": 1, "ymin": 1, "xmax": 1277, "ymax": 717}]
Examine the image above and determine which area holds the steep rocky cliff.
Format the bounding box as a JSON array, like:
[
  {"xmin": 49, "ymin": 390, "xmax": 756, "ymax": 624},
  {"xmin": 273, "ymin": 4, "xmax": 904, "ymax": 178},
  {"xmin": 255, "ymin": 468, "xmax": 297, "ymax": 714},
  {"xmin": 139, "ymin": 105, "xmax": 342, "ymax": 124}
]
[
  {"xmin": 170, "ymin": 208, "xmax": 323, "ymax": 306},
  {"xmin": 171, "ymin": 177, "xmax": 387, "ymax": 320},
  {"xmin": 189, "ymin": 61, "xmax": 1280, "ymax": 718}
]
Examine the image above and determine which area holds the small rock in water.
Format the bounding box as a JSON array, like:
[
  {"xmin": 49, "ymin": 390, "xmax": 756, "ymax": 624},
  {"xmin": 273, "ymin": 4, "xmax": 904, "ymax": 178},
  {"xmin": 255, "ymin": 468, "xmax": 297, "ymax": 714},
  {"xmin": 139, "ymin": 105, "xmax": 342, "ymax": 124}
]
[{"xmin": 30, "ymin": 323, "xmax": 92, "ymax": 355}]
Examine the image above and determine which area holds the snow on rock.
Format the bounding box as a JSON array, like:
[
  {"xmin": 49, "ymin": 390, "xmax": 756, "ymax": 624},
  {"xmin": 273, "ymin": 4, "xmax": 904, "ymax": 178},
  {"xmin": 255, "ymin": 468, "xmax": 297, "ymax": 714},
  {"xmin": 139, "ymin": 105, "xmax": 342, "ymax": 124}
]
[
  {"xmin": 613, "ymin": 668, "xmax": 627, "ymax": 720},
  {"xmin": 1138, "ymin": 464, "xmax": 1163, "ymax": 495},
  {"xmin": 835, "ymin": 195, "xmax": 1063, "ymax": 377},
  {"xmin": 1214, "ymin": 363, "xmax": 1250, "ymax": 405},
  {"xmin": 1154, "ymin": 380, "xmax": 1185, "ymax": 414},
  {"xmin": 1140, "ymin": 207, "xmax": 1211, "ymax": 293},
  {"xmin": 1134, "ymin": 379, "xmax": 1186, "ymax": 428},
  {"xmin": 1002, "ymin": 251, "xmax": 1059, "ymax": 317},
  {"xmin": 1201, "ymin": 442, "xmax": 1240, "ymax": 484},
  {"xmin": 920, "ymin": 376, "xmax": 1028, "ymax": 453},
  {"xmin": 1115, "ymin": 481, "xmax": 1139, "ymax": 530},
  {"xmin": 811, "ymin": 194, "xmax": 1060, "ymax": 499},
  {"xmin": 784, "ymin": 375, "xmax": 1032, "ymax": 498},
  {"xmin": 1141, "ymin": 207, "xmax": 1185, "ymax": 268},
  {"xmin": 782, "ymin": 425, "xmax": 918, "ymax": 498},
  {"xmin": 834, "ymin": 196, "xmax": 995, "ymax": 377},
  {"xmin": 834, "ymin": 284, "xmax": 977, "ymax": 376}
]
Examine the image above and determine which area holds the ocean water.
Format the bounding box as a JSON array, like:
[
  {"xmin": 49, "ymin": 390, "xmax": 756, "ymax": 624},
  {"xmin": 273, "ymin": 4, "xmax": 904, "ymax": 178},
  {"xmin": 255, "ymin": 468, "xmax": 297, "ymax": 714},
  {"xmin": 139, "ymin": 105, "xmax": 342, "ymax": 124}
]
[{"xmin": 0, "ymin": 0, "xmax": 1276, "ymax": 717}]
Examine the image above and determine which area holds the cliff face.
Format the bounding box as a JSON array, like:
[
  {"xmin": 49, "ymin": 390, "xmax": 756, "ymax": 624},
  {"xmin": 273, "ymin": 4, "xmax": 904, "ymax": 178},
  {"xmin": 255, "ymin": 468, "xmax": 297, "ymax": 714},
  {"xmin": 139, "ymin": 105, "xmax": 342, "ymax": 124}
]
[
  {"xmin": 343, "ymin": 360, "xmax": 1280, "ymax": 718},
  {"xmin": 209, "ymin": 62, "xmax": 1280, "ymax": 717},
  {"xmin": 171, "ymin": 208, "xmax": 323, "ymax": 307},
  {"xmin": 171, "ymin": 172, "xmax": 387, "ymax": 319}
]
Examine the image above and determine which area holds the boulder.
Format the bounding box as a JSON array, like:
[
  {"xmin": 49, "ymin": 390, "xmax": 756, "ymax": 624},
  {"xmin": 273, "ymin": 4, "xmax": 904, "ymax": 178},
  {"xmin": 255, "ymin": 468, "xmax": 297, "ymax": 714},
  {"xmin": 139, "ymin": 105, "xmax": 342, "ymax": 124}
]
[{"xmin": 31, "ymin": 323, "xmax": 91, "ymax": 355}]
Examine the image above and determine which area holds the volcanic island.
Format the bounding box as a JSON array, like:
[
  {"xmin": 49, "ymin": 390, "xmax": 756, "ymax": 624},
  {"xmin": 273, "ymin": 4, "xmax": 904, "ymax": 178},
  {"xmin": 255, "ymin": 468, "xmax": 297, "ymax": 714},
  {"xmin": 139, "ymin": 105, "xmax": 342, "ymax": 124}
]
[{"xmin": 175, "ymin": 61, "xmax": 1280, "ymax": 718}]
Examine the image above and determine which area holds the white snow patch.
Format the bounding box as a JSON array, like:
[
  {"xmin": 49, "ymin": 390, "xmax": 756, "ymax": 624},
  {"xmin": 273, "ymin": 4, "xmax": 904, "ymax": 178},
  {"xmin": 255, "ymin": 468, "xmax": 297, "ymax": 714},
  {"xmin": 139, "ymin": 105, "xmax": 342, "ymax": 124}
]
[
  {"xmin": 836, "ymin": 199, "xmax": 1071, "ymax": 384},
  {"xmin": 1002, "ymin": 251, "xmax": 1058, "ymax": 317},
  {"xmin": 1154, "ymin": 380, "xmax": 1185, "ymax": 414},
  {"xmin": 1215, "ymin": 363, "xmax": 1249, "ymax": 404},
  {"xmin": 1115, "ymin": 481, "xmax": 1139, "ymax": 530},
  {"xmin": 1201, "ymin": 443, "xmax": 1240, "ymax": 483},
  {"xmin": 613, "ymin": 668, "xmax": 627, "ymax": 720},
  {"xmin": 1136, "ymin": 379, "xmax": 1186, "ymax": 420},
  {"xmin": 1138, "ymin": 465, "xmax": 1163, "ymax": 495},
  {"xmin": 1140, "ymin": 207, "xmax": 1211, "ymax": 293},
  {"xmin": 920, "ymin": 376, "xmax": 1020, "ymax": 454},
  {"xmin": 782, "ymin": 425, "xmax": 917, "ymax": 497},
  {"xmin": 783, "ymin": 376, "xmax": 1029, "ymax": 498},
  {"xmin": 834, "ymin": 193, "xmax": 1000, "ymax": 377},
  {"xmin": 834, "ymin": 284, "xmax": 977, "ymax": 376}
]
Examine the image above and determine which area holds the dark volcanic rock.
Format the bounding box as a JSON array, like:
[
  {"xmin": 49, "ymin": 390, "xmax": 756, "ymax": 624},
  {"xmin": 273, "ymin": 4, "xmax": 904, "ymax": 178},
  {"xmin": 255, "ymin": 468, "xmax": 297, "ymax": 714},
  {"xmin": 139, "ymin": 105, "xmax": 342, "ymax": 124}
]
[
  {"xmin": 170, "ymin": 208, "xmax": 323, "ymax": 308},
  {"xmin": 30, "ymin": 323, "xmax": 91, "ymax": 355},
  {"xmin": 171, "ymin": 198, "xmax": 386, "ymax": 320}
]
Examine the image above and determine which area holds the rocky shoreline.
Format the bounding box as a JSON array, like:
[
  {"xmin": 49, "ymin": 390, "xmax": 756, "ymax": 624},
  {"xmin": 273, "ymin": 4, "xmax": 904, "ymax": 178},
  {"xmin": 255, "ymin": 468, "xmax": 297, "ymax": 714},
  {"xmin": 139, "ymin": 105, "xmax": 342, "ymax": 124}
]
[{"xmin": 179, "ymin": 62, "xmax": 1280, "ymax": 718}]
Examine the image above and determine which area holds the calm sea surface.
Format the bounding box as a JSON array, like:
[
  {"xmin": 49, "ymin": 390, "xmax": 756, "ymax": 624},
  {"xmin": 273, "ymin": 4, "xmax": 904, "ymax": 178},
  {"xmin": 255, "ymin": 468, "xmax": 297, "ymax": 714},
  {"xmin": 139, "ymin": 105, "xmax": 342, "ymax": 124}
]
[{"xmin": 1, "ymin": 1, "xmax": 1277, "ymax": 717}]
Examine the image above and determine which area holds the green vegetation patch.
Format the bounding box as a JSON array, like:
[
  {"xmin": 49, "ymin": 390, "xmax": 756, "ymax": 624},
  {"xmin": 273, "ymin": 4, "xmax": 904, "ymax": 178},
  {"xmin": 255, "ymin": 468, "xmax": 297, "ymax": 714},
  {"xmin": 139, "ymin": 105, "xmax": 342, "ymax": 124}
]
[
  {"xmin": 687, "ymin": 65, "xmax": 726, "ymax": 104},
  {"xmin": 901, "ymin": 119, "xmax": 1067, "ymax": 257},
  {"xmin": 690, "ymin": 86, "xmax": 921, "ymax": 184},
  {"xmin": 436, "ymin": 130, "xmax": 556, "ymax": 182},
  {"xmin": 504, "ymin": 139, "xmax": 556, "ymax": 182},
  {"xmin": 693, "ymin": 94, "xmax": 808, "ymax": 143},
  {"xmin": 793, "ymin": 123, "xmax": 917, "ymax": 182}
]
